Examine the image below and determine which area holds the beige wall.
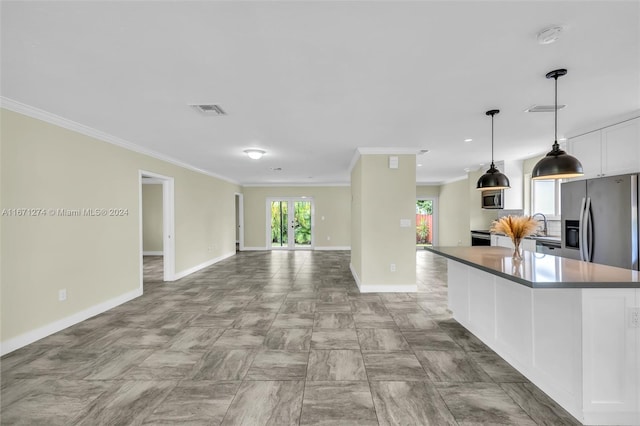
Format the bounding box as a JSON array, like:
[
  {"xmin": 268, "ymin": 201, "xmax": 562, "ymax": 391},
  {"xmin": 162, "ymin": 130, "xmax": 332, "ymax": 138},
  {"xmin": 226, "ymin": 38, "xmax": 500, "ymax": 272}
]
[
  {"xmin": 242, "ymin": 186, "xmax": 351, "ymax": 249},
  {"xmin": 142, "ymin": 184, "xmax": 163, "ymax": 252},
  {"xmin": 354, "ymin": 154, "xmax": 416, "ymax": 288},
  {"xmin": 438, "ymin": 177, "xmax": 470, "ymax": 246},
  {"xmin": 350, "ymin": 160, "xmax": 363, "ymax": 278},
  {"xmin": 1, "ymin": 108, "xmax": 240, "ymax": 346},
  {"xmin": 416, "ymin": 185, "xmax": 440, "ymax": 198}
]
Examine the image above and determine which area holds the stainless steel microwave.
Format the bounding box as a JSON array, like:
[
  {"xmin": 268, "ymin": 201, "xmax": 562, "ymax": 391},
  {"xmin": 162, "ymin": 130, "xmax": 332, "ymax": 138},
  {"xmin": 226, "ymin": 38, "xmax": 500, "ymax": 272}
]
[{"xmin": 481, "ymin": 189, "xmax": 504, "ymax": 209}]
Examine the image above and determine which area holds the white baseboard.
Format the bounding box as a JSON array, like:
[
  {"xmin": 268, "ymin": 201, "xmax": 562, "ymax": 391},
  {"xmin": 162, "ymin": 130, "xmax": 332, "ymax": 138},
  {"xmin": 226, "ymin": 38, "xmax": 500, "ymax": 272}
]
[
  {"xmin": 172, "ymin": 251, "xmax": 235, "ymax": 280},
  {"xmin": 143, "ymin": 251, "xmax": 163, "ymax": 256},
  {"xmin": 315, "ymin": 246, "xmax": 351, "ymax": 251},
  {"xmin": 349, "ymin": 263, "xmax": 417, "ymax": 293},
  {"xmin": 242, "ymin": 247, "xmax": 268, "ymax": 251},
  {"xmin": 0, "ymin": 287, "xmax": 142, "ymax": 356},
  {"xmin": 358, "ymin": 283, "xmax": 418, "ymax": 293},
  {"xmin": 350, "ymin": 263, "xmax": 362, "ymax": 289}
]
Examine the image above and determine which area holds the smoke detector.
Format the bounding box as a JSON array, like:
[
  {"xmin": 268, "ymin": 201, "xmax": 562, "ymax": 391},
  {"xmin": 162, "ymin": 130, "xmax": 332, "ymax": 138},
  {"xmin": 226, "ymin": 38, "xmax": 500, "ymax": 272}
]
[
  {"xmin": 524, "ymin": 104, "xmax": 567, "ymax": 113},
  {"xmin": 537, "ymin": 25, "xmax": 564, "ymax": 45},
  {"xmin": 190, "ymin": 104, "xmax": 227, "ymax": 115}
]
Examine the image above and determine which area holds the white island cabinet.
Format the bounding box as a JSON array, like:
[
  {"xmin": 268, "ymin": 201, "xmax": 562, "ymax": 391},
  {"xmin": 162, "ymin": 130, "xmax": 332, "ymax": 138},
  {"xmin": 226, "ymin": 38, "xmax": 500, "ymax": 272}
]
[{"xmin": 432, "ymin": 246, "xmax": 640, "ymax": 426}]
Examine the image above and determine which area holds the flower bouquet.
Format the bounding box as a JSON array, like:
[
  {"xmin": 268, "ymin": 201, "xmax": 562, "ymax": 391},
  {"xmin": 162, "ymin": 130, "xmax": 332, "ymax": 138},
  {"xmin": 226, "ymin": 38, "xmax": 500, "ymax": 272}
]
[{"xmin": 490, "ymin": 215, "xmax": 539, "ymax": 260}]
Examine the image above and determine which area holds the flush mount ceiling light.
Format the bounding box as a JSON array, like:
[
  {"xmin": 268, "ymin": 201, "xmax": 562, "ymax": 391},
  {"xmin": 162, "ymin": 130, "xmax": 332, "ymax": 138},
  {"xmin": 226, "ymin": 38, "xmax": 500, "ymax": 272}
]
[
  {"xmin": 464, "ymin": 138, "xmax": 473, "ymax": 142},
  {"xmin": 477, "ymin": 110, "xmax": 511, "ymax": 191},
  {"xmin": 243, "ymin": 149, "xmax": 266, "ymax": 160},
  {"xmin": 532, "ymin": 69, "xmax": 584, "ymax": 180},
  {"xmin": 190, "ymin": 104, "xmax": 226, "ymax": 115},
  {"xmin": 537, "ymin": 25, "xmax": 564, "ymax": 45}
]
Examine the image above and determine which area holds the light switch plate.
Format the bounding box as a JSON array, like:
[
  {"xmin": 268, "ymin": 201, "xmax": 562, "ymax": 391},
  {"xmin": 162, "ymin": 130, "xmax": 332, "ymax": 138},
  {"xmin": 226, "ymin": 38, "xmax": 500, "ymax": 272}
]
[{"xmin": 400, "ymin": 219, "xmax": 411, "ymax": 227}]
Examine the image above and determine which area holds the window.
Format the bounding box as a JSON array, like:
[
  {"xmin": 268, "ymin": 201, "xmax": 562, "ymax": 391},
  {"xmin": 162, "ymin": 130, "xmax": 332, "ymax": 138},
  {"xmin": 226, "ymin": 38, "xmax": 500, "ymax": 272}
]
[{"xmin": 531, "ymin": 178, "xmax": 561, "ymax": 219}]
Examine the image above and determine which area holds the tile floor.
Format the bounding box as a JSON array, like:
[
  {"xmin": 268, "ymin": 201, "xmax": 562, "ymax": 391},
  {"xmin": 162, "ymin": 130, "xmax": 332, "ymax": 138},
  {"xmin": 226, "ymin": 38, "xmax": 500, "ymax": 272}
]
[{"xmin": 1, "ymin": 251, "xmax": 581, "ymax": 425}]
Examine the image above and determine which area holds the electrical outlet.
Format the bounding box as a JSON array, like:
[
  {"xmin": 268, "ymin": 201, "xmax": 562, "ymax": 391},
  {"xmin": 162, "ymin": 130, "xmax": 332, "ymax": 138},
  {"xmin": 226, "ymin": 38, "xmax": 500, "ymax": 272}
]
[
  {"xmin": 327, "ymin": 236, "xmax": 331, "ymax": 241},
  {"xmin": 630, "ymin": 307, "xmax": 640, "ymax": 328},
  {"xmin": 390, "ymin": 263, "xmax": 396, "ymax": 272},
  {"xmin": 58, "ymin": 289, "xmax": 67, "ymax": 302}
]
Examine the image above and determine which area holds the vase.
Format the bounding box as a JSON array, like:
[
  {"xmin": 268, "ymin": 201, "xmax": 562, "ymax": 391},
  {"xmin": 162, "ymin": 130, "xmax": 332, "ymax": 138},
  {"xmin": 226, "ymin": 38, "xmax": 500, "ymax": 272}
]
[{"xmin": 512, "ymin": 238, "xmax": 523, "ymax": 260}]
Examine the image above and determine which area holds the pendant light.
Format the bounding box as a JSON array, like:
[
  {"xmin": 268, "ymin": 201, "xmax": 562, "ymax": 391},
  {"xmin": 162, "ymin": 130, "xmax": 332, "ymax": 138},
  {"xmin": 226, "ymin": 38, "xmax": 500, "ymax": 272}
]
[
  {"xmin": 532, "ymin": 69, "xmax": 583, "ymax": 179},
  {"xmin": 476, "ymin": 109, "xmax": 510, "ymax": 190}
]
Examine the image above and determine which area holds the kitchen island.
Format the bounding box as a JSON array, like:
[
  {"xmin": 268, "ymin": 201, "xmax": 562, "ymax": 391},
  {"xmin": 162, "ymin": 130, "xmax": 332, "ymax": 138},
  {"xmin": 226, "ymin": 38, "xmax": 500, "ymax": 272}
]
[{"xmin": 427, "ymin": 246, "xmax": 640, "ymax": 426}]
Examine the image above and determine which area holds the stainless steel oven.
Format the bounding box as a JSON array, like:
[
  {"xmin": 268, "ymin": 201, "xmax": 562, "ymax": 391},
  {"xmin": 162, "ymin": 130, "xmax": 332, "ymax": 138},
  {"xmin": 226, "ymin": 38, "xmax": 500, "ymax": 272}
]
[
  {"xmin": 471, "ymin": 231, "xmax": 491, "ymax": 246},
  {"xmin": 481, "ymin": 189, "xmax": 504, "ymax": 209}
]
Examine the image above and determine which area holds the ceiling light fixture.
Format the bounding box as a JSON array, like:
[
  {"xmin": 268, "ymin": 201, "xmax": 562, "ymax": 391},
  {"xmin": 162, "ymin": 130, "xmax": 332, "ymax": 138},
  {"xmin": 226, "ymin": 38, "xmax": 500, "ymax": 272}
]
[
  {"xmin": 244, "ymin": 149, "xmax": 266, "ymax": 160},
  {"xmin": 477, "ymin": 110, "xmax": 510, "ymax": 191},
  {"xmin": 532, "ymin": 69, "xmax": 583, "ymax": 180},
  {"xmin": 537, "ymin": 25, "xmax": 564, "ymax": 45},
  {"xmin": 464, "ymin": 138, "xmax": 473, "ymax": 142}
]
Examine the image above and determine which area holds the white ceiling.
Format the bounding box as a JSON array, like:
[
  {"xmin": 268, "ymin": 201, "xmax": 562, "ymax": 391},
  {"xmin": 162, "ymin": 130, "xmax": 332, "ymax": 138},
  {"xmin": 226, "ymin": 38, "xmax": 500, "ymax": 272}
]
[{"xmin": 2, "ymin": 1, "xmax": 639, "ymax": 185}]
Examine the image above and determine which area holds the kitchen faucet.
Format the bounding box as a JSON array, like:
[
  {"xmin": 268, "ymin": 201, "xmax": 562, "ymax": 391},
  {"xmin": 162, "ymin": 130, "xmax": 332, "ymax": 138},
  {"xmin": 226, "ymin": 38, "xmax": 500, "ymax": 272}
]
[{"xmin": 531, "ymin": 213, "xmax": 548, "ymax": 236}]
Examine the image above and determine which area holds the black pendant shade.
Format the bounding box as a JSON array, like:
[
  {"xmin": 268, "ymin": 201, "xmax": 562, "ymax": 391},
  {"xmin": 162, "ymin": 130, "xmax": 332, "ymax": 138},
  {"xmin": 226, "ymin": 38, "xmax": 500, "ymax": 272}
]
[
  {"xmin": 477, "ymin": 109, "xmax": 510, "ymax": 190},
  {"xmin": 532, "ymin": 69, "xmax": 584, "ymax": 180}
]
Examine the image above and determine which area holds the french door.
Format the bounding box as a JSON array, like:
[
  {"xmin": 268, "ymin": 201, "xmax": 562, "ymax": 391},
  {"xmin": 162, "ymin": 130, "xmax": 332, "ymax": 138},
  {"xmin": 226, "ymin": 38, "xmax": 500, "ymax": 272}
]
[{"xmin": 268, "ymin": 198, "xmax": 313, "ymax": 250}]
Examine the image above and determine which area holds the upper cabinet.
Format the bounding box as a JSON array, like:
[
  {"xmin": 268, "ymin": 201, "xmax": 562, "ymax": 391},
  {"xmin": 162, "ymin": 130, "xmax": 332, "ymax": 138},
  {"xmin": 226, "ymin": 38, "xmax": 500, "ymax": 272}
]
[{"xmin": 567, "ymin": 117, "xmax": 640, "ymax": 180}]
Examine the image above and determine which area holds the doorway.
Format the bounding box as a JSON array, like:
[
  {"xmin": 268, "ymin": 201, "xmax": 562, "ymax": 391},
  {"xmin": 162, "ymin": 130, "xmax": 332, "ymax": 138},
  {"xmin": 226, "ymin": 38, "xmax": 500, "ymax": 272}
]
[
  {"xmin": 235, "ymin": 193, "xmax": 244, "ymax": 252},
  {"xmin": 139, "ymin": 171, "xmax": 175, "ymax": 286},
  {"xmin": 267, "ymin": 198, "xmax": 314, "ymax": 250},
  {"xmin": 416, "ymin": 197, "xmax": 438, "ymax": 248}
]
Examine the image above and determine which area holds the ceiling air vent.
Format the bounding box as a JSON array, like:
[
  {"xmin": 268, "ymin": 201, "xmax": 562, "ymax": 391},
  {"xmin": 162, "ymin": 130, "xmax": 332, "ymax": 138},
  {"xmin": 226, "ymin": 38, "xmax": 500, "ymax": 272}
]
[
  {"xmin": 190, "ymin": 104, "xmax": 227, "ymax": 115},
  {"xmin": 524, "ymin": 104, "xmax": 567, "ymax": 113}
]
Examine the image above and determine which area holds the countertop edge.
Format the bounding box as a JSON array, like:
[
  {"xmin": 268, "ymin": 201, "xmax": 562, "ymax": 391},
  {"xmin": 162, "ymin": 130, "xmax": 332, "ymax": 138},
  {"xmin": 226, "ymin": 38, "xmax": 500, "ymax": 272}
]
[{"xmin": 425, "ymin": 247, "xmax": 640, "ymax": 289}]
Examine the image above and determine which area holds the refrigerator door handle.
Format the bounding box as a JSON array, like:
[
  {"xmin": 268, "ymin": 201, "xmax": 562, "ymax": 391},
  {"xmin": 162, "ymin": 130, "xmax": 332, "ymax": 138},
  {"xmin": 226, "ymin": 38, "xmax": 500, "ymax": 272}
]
[
  {"xmin": 578, "ymin": 197, "xmax": 586, "ymax": 261},
  {"xmin": 585, "ymin": 197, "xmax": 593, "ymax": 262}
]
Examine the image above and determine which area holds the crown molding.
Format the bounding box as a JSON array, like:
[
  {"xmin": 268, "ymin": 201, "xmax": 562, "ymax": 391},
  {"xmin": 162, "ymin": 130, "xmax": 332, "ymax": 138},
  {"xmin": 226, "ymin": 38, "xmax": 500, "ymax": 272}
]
[
  {"xmin": 348, "ymin": 147, "xmax": 420, "ymax": 175},
  {"xmin": 1, "ymin": 97, "xmax": 240, "ymax": 185},
  {"xmin": 242, "ymin": 182, "xmax": 350, "ymax": 188}
]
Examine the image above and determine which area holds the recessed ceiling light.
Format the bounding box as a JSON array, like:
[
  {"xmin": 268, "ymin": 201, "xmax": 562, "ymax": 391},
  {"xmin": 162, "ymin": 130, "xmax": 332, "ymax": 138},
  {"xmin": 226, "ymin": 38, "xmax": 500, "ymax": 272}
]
[
  {"xmin": 190, "ymin": 104, "xmax": 227, "ymax": 115},
  {"xmin": 464, "ymin": 167, "xmax": 471, "ymax": 172},
  {"xmin": 244, "ymin": 149, "xmax": 266, "ymax": 160},
  {"xmin": 537, "ymin": 25, "xmax": 564, "ymax": 45},
  {"xmin": 417, "ymin": 164, "xmax": 423, "ymax": 167},
  {"xmin": 464, "ymin": 138, "xmax": 473, "ymax": 142},
  {"xmin": 525, "ymin": 104, "xmax": 567, "ymax": 113},
  {"xmin": 558, "ymin": 137, "xmax": 567, "ymax": 142}
]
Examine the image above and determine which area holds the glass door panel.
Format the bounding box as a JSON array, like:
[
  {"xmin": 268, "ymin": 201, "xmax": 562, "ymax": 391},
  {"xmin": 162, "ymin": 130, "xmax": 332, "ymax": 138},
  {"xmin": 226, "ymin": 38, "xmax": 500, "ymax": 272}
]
[
  {"xmin": 294, "ymin": 201, "xmax": 312, "ymax": 248},
  {"xmin": 268, "ymin": 198, "xmax": 313, "ymax": 250},
  {"xmin": 271, "ymin": 201, "xmax": 288, "ymax": 248}
]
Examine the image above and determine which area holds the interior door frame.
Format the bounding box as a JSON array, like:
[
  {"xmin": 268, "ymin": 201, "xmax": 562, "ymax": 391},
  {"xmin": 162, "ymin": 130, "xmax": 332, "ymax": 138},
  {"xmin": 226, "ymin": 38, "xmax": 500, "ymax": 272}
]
[
  {"xmin": 235, "ymin": 192, "xmax": 244, "ymax": 251},
  {"xmin": 416, "ymin": 196, "xmax": 438, "ymax": 246},
  {"xmin": 139, "ymin": 170, "xmax": 176, "ymax": 284},
  {"xmin": 266, "ymin": 197, "xmax": 315, "ymax": 250}
]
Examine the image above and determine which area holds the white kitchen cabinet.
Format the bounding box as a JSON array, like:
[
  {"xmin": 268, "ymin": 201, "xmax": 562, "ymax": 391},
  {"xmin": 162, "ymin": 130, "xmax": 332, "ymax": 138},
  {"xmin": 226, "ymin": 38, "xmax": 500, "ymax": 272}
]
[
  {"xmin": 495, "ymin": 160, "xmax": 524, "ymax": 209},
  {"xmin": 568, "ymin": 117, "xmax": 640, "ymax": 180}
]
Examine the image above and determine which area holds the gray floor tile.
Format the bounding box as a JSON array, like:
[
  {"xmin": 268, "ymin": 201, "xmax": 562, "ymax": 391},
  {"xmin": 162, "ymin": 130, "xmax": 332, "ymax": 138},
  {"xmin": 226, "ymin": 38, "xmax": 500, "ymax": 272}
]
[
  {"xmin": 271, "ymin": 313, "xmax": 315, "ymax": 328},
  {"xmin": 363, "ymin": 352, "xmax": 428, "ymax": 381},
  {"xmin": 76, "ymin": 380, "xmax": 176, "ymax": 426},
  {"xmin": 353, "ymin": 313, "xmax": 398, "ymax": 328},
  {"xmin": 311, "ymin": 329, "xmax": 360, "ymax": 349},
  {"xmin": 221, "ymin": 380, "xmax": 304, "ymax": 425},
  {"xmin": 471, "ymin": 351, "xmax": 529, "ymax": 383},
  {"xmin": 391, "ymin": 312, "xmax": 439, "ymax": 329},
  {"xmin": 246, "ymin": 350, "xmax": 308, "ymax": 380},
  {"xmin": 264, "ymin": 328, "xmax": 312, "ymax": 351},
  {"xmin": 314, "ymin": 312, "xmax": 355, "ymax": 329},
  {"xmin": 231, "ymin": 312, "xmax": 276, "ymax": 329},
  {"xmin": 500, "ymin": 382, "xmax": 582, "ymax": 425},
  {"xmin": 435, "ymin": 382, "xmax": 537, "ymax": 425},
  {"xmin": 300, "ymin": 381, "xmax": 378, "ymax": 426},
  {"xmin": 168, "ymin": 327, "xmax": 225, "ymax": 351},
  {"xmin": 124, "ymin": 349, "xmax": 204, "ymax": 380},
  {"xmin": 415, "ymin": 350, "xmax": 492, "ymax": 382},
  {"xmin": 142, "ymin": 381, "xmax": 241, "ymax": 425},
  {"xmin": 190, "ymin": 349, "xmax": 256, "ymax": 380},
  {"xmin": 402, "ymin": 329, "xmax": 462, "ymax": 351},
  {"xmin": 212, "ymin": 329, "xmax": 266, "ymax": 348},
  {"xmin": 357, "ymin": 328, "xmax": 410, "ymax": 352},
  {"xmin": 307, "ymin": 350, "xmax": 366, "ymax": 381},
  {"xmin": 370, "ymin": 381, "xmax": 457, "ymax": 426}
]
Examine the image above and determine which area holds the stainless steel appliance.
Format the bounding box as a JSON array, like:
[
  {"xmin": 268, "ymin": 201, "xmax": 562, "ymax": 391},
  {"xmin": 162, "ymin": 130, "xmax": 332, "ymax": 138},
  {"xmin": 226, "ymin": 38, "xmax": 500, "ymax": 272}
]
[
  {"xmin": 561, "ymin": 173, "xmax": 639, "ymax": 270},
  {"xmin": 481, "ymin": 189, "xmax": 504, "ymax": 209},
  {"xmin": 471, "ymin": 230, "xmax": 491, "ymax": 246}
]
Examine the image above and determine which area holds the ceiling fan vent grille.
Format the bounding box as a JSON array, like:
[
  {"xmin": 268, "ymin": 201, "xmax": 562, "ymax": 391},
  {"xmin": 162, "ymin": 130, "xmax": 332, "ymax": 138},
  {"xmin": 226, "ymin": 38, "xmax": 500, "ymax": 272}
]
[
  {"xmin": 190, "ymin": 104, "xmax": 227, "ymax": 115},
  {"xmin": 524, "ymin": 104, "xmax": 567, "ymax": 113}
]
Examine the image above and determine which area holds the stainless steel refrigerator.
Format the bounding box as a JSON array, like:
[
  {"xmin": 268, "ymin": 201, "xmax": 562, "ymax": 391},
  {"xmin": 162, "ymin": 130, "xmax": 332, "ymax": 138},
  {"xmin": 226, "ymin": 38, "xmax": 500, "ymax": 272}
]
[{"xmin": 561, "ymin": 173, "xmax": 639, "ymax": 270}]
